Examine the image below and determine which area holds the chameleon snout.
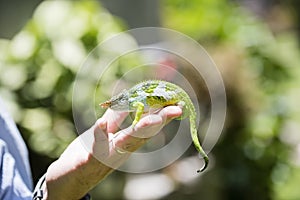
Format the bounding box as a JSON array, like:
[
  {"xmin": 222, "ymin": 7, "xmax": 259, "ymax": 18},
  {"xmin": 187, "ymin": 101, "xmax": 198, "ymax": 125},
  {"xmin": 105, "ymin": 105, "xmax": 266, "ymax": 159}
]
[{"xmin": 99, "ymin": 101, "xmax": 111, "ymax": 108}]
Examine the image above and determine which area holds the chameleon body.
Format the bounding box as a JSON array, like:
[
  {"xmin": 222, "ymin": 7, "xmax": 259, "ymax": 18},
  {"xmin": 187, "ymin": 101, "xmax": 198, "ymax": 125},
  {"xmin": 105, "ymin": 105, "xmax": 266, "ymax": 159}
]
[{"xmin": 100, "ymin": 80, "xmax": 209, "ymax": 172}]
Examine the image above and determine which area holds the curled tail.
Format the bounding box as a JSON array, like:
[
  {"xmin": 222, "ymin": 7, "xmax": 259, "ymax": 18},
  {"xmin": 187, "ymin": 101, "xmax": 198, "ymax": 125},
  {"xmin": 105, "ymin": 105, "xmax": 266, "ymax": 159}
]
[
  {"xmin": 189, "ymin": 120, "xmax": 208, "ymax": 173},
  {"xmin": 185, "ymin": 98, "xmax": 209, "ymax": 172},
  {"xmin": 166, "ymin": 81, "xmax": 209, "ymax": 172}
]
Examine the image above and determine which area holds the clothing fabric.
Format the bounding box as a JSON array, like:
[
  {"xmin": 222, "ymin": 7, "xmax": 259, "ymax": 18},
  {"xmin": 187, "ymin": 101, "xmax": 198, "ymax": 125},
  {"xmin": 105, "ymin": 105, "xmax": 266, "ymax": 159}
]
[
  {"xmin": 0, "ymin": 101, "xmax": 32, "ymax": 199},
  {"xmin": 0, "ymin": 100, "xmax": 91, "ymax": 200}
]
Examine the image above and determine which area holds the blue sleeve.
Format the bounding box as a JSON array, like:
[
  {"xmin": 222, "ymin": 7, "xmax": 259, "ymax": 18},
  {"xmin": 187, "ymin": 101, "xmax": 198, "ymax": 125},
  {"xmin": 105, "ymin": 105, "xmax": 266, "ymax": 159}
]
[
  {"xmin": 0, "ymin": 139, "xmax": 32, "ymax": 200},
  {"xmin": 0, "ymin": 100, "xmax": 33, "ymax": 199}
]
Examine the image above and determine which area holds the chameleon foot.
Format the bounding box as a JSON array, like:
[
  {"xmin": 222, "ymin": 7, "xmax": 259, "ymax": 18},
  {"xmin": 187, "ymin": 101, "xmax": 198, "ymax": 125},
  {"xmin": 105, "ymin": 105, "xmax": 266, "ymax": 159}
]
[{"xmin": 131, "ymin": 101, "xmax": 144, "ymax": 129}]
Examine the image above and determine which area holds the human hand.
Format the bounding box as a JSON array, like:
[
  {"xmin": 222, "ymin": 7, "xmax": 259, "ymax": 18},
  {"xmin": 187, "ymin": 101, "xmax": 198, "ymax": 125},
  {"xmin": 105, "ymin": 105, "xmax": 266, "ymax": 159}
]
[
  {"xmin": 44, "ymin": 106, "xmax": 182, "ymax": 200},
  {"xmin": 90, "ymin": 106, "xmax": 183, "ymax": 168}
]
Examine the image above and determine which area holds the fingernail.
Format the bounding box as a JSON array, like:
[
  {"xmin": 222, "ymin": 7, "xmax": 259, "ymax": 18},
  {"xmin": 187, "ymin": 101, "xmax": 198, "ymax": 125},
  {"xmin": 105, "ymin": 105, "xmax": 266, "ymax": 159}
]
[{"xmin": 96, "ymin": 118, "xmax": 107, "ymax": 130}]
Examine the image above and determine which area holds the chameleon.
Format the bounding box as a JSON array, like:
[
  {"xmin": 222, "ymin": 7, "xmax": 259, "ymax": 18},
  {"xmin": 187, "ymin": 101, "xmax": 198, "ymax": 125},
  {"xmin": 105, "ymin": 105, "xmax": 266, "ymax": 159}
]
[{"xmin": 100, "ymin": 80, "xmax": 209, "ymax": 172}]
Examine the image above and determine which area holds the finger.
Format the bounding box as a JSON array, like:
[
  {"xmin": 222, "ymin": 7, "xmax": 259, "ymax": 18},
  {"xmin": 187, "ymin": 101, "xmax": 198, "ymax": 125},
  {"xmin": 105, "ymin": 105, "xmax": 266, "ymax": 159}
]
[
  {"xmin": 116, "ymin": 114, "xmax": 163, "ymax": 139},
  {"xmin": 158, "ymin": 106, "xmax": 182, "ymax": 125},
  {"xmin": 101, "ymin": 107, "xmax": 182, "ymax": 164},
  {"xmin": 135, "ymin": 114, "xmax": 164, "ymax": 129},
  {"xmin": 101, "ymin": 109, "xmax": 128, "ymax": 133},
  {"xmin": 92, "ymin": 121, "xmax": 110, "ymax": 158},
  {"xmin": 91, "ymin": 110, "xmax": 128, "ymax": 161},
  {"xmin": 95, "ymin": 117, "xmax": 107, "ymax": 133},
  {"xmin": 124, "ymin": 106, "xmax": 182, "ymax": 138},
  {"xmin": 108, "ymin": 111, "xmax": 170, "ymax": 155},
  {"xmin": 137, "ymin": 106, "xmax": 182, "ymax": 128}
]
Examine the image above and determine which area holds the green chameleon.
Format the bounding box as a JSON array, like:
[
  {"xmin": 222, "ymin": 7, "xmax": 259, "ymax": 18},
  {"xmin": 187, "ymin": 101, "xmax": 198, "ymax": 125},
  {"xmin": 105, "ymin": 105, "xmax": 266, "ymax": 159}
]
[{"xmin": 100, "ymin": 80, "xmax": 209, "ymax": 172}]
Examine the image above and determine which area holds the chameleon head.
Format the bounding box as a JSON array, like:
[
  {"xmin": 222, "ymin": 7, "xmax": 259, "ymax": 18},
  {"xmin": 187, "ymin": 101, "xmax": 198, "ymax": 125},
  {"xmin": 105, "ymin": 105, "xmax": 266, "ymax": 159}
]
[{"xmin": 100, "ymin": 90, "xmax": 130, "ymax": 111}]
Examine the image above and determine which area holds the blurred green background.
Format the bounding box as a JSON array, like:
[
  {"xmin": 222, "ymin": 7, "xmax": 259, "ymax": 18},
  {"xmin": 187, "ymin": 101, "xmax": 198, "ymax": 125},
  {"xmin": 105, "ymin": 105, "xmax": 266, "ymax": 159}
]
[{"xmin": 1, "ymin": 0, "xmax": 300, "ymax": 199}]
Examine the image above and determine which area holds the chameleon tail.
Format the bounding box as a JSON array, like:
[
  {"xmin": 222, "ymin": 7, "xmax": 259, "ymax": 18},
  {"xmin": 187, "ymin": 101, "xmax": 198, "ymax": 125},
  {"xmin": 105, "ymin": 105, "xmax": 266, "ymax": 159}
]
[
  {"xmin": 177, "ymin": 85, "xmax": 209, "ymax": 173},
  {"xmin": 189, "ymin": 112, "xmax": 209, "ymax": 173}
]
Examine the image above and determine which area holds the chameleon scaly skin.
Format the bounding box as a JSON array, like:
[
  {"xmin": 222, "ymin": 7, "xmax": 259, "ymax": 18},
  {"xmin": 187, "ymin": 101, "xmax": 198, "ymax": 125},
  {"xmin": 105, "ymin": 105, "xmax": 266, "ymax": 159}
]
[{"xmin": 100, "ymin": 80, "xmax": 209, "ymax": 172}]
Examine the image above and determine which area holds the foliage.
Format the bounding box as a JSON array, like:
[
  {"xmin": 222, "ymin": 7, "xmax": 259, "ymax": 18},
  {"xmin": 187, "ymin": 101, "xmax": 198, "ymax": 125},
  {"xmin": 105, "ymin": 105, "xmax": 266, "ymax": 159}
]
[
  {"xmin": 0, "ymin": 0, "xmax": 300, "ymax": 199},
  {"xmin": 0, "ymin": 2, "xmax": 144, "ymax": 198},
  {"xmin": 0, "ymin": 1, "xmax": 130, "ymax": 158},
  {"xmin": 163, "ymin": 0, "xmax": 300, "ymax": 199}
]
